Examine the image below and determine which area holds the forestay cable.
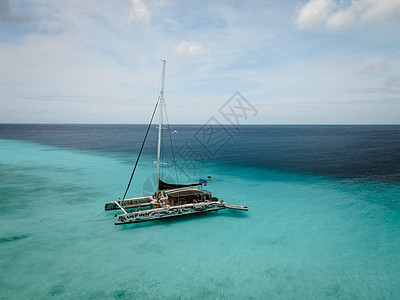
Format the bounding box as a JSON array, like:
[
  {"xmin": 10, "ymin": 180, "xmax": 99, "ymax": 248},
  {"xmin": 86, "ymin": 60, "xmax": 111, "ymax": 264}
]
[{"xmin": 122, "ymin": 97, "xmax": 160, "ymax": 200}]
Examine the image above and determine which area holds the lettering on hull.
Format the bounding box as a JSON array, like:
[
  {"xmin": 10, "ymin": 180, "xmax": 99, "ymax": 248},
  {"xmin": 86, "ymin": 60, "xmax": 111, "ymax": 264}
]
[{"xmin": 115, "ymin": 203, "xmax": 225, "ymax": 224}]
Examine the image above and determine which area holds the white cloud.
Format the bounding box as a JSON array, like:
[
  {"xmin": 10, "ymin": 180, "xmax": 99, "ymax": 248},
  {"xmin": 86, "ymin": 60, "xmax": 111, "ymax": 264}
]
[
  {"xmin": 296, "ymin": 0, "xmax": 400, "ymax": 29},
  {"xmin": 128, "ymin": 0, "xmax": 150, "ymax": 23},
  {"xmin": 296, "ymin": 0, "xmax": 335, "ymax": 28},
  {"xmin": 361, "ymin": 0, "xmax": 400, "ymax": 24},
  {"xmin": 174, "ymin": 40, "xmax": 210, "ymax": 56},
  {"xmin": 326, "ymin": 8, "xmax": 355, "ymax": 28}
]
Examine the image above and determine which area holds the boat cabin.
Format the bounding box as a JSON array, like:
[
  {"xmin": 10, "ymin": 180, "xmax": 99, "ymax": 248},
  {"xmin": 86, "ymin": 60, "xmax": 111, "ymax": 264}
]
[{"xmin": 165, "ymin": 187, "xmax": 215, "ymax": 206}]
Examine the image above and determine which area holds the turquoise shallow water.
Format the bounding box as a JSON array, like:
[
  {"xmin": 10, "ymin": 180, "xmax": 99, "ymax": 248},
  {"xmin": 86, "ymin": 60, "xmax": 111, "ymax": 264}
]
[{"xmin": 1, "ymin": 139, "xmax": 400, "ymax": 299}]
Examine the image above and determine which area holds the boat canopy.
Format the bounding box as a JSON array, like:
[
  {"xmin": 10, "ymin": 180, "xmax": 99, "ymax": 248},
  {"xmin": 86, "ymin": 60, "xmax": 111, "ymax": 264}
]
[
  {"xmin": 159, "ymin": 180, "xmax": 201, "ymax": 191},
  {"xmin": 165, "ymin": 187, "xmax": 205, "ymax": 198}
]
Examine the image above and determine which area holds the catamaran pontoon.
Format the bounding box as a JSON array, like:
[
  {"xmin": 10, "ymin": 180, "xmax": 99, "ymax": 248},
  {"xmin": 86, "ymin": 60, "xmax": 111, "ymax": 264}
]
[{"xmin": 104, "ymin": 60, "xmax": 248, "ymax": 225}]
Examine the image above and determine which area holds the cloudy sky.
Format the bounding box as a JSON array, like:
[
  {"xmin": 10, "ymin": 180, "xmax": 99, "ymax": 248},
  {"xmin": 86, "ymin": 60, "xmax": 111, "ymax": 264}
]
[{"xmin": 0, "ymin": 0, "xmax": 399, "ymax": 124}]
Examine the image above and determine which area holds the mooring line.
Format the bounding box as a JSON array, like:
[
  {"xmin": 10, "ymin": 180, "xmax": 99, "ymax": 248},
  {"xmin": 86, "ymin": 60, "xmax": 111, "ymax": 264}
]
[{"xmin": 82, "ymin": 210, "xmax": 107, "ymax": 223}]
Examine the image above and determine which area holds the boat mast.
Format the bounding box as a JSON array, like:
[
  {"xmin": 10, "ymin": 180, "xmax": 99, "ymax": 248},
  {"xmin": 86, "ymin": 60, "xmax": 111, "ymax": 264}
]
[{"xmin": 156, "ymin": 59, "xmax": 166, "ymax": 195}]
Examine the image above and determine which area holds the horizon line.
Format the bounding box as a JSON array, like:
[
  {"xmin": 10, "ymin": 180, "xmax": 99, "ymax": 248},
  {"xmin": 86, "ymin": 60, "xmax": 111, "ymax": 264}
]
[{"xmin": 1, "ymin": 123, "xmax": 399, "ymax": 126}]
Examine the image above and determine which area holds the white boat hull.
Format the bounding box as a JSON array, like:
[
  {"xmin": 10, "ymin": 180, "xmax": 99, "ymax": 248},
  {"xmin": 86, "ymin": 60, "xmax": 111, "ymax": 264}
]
[{"xmin": 114, "ymin": 202, "xmax": 226, "ymax": 225}]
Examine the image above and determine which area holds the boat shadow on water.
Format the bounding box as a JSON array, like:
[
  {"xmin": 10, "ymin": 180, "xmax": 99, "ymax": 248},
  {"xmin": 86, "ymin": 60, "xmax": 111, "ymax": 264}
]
[
  {"xmin": 118, "ymin": 209, "xmax": 248, "ymax": 230},
  {"xmin": 0, "ymin": 234, "xmax": 31, "ymax": 244}
]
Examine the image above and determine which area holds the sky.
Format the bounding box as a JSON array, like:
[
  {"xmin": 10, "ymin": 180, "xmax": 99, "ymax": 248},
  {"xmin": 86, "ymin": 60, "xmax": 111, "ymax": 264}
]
[{"xmin": 0, "ymin": 0, "xmax": 399, "ymax": 124}]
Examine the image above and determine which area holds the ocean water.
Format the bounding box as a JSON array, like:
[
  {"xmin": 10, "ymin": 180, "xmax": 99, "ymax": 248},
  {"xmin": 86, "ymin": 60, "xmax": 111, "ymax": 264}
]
[{"xmin": 1, "ymin": 124, "xmax": 400, "ymax": 299}]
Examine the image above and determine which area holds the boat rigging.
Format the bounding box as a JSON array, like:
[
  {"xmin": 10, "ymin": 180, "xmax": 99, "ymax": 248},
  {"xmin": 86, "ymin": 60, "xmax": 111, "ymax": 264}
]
[{"xmin": 104, "ymin": 60, "xmax": 248, "ymax": 225}]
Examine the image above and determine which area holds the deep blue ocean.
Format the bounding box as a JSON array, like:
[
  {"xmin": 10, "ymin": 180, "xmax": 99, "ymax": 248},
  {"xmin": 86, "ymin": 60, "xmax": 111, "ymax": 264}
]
[{"xmin": 1, "ymin": 124, "xmax": 400, "ymax": 299}]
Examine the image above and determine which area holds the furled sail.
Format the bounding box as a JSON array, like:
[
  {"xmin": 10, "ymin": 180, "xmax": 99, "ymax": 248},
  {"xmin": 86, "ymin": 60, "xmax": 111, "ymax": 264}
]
[{"xmin": 159, "ymin": 180, "xmax": 201, "ymax": 191}]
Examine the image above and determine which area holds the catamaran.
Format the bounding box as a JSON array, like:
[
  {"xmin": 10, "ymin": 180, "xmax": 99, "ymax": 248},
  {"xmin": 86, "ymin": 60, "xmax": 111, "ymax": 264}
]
[{"xmin": 104, "ymin": 60, "xmax": 248, "ymax": 225}]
